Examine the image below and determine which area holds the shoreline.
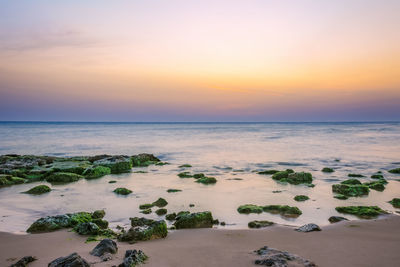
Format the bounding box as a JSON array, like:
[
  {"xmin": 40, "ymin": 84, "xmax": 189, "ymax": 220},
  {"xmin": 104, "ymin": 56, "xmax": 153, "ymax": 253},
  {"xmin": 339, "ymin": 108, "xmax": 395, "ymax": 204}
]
[{"xmin": 1, "ymin": 215, "xmax": 399, "ymax": 267}]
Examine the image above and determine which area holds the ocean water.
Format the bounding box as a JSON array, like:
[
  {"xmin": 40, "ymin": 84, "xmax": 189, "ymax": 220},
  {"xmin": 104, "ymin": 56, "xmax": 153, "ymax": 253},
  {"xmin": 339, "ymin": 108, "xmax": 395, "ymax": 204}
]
[{"xmin": 0, "ymin": 122, "xmax": 399, "ymax": 233}]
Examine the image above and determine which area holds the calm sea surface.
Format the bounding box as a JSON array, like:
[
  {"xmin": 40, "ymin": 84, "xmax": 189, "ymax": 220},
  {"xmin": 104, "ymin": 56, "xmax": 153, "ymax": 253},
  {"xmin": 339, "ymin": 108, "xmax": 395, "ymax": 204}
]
[{"xmin": 0, "ymin": 122, "xmax": 399, "ymax": 233}]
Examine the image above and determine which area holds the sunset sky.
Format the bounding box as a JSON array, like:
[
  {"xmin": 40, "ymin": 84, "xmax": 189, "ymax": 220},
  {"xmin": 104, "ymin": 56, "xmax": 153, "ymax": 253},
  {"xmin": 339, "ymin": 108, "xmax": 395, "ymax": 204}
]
[{"xmin": 0, "ymin": 0, "xmax": 399, "ymax": 121}]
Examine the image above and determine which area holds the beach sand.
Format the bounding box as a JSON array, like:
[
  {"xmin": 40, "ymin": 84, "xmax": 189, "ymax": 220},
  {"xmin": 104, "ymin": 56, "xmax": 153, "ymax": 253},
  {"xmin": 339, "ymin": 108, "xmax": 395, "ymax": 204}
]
[{"xmin": 1, "ymin": 215, "xmax": 399, "ymax": 267}]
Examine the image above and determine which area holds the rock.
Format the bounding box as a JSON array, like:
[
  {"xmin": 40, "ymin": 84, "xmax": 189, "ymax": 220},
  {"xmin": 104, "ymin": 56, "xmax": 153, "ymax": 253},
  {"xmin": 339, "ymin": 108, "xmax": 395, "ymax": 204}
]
[
  {"xmin": 0, "ymin": 175, "xmax": 26, "ymax": 187},
  {"xmin": 10, "ymin": 256, "xmax": 36, "ymax": 267},
  {"xmin": 167, "ymin": 188, "xmax": 182, "ymax": 193},
  {"xmin": 46, "ymin": 172, "xmax": 82, "ymax": 184},
  {"xmin": 48, "ymin": 252, "xmax": 89, "ymax": 267},
  {"xmin": 272, "ymin": 171, "xmax": 313, "ymax": 185},
  {"xmin": 90, "ymin": 238, "xmax": 118, "ymax": 257},
  {"xmin": 348, "ymin": 173, "xmax": 365, "ymax": 177},
  {"xmin": 333, "ymin": 194, "xmax": 348, "ymax": 200},
  {"xmin": 82, "ymin": 166, "xmax": 111, "ymax": 179},
  {"xmin": 108, "ymin": 180, "xmax": 117, "ymax": 183},
  {"xmin": 257, "ymin": 170, "xmax": 279, "ymax": 175},
  {"xmin": 118, "ymin": 249, "xmax": 148, "ymax": 267},
  {"xmin": 248, "ymin": 220, "xmax": 274, "ymax": 228},
  {"xmin": 27, "ymin": 212, "xmax": 94, "ymax": 233},
  {"xmin": 74, "ymin": 222, "xmax": 100, "ymax": 235},
  {"xmin": 388, "ymin": 168, "xmax": 400, "ymax": 174},
  {"xmin": 193, "ymin": 173, "xmax": 206, "ymax": 179},
  {"xmin": 179, "ymin": 164, "xmax": 192, "ymax": 168},
  {"xmin": 335, "ymin": 206, "xmax": 387, "ymax": 218},
  {"xmin": 174, "ymin": 211, "xmax": 214, "ymax": 229},
  {"xmin": 92, "ymin": 219, "xmax": 109, "ymax": 229},
  {"xmin": 294, "ymin": 195, "xmax": 309, "ymax": 202},
  {"xmin": 165, "ymin": 213, "xmax": 176, "ymax": 221},
  {"xmin": 332, "ymin": 184, "xmax": 369, "ymax": 197},
  {"xmin": 152, "ymin": 197, "xmax": 168, "ymax": 207},
  {"xmin": 93, "ymin": 156, "xmax": 132, "ymax": 174},
  {"xmin": 196, "ymin": 176, "xmax": 217, "ymax": 184},
  {"xmin": 139, "ymin": 203, "xmax": 153, "ymax": 209},
  {"xmin": 341, "ymin": 179, "xmax": 361, "ymax": 185},
  {"xmin": 254, "ymin": 246, "xmax": 316, "ymax": 267},
  {"xmin": 131, "ymin": 153, "xmax": 160, "ymax": 167},
  {"xmin": 237, "ymin": 204, "xmax": 263, "ymax": 214},
  {"xmin": 189, "ymin": 204, "xmax": 195, "ymax": 207},
  {"xmin": 113, "ymin": 187, "xmax": 132, "ymax": 195},
  {"xmin": 371, "ymin": 174, "xmax": 384, "ymax": 179},
  {"xmin": 389, "ymin": 198, "xmax": 400, "ymax": 208},
  {"xmin": 100, "ymin": 252, "xmax": 112, "ymax": 262},
  {"xmin": 322, "ymin": 167, "xmax": 334, "ymax": 173},
  {"xmin": 363, "ymin": 181, "xmax": 385, "ymax": 191},
  {"xmin": 295, "ymin": 223, "xmax": 321, "ymax": 232},
  {"xmin": 23, "ymin": 185, "xmax": 51, "ymax": 195},
  {"xmin": 49, "ymin": 160, "xmax": 92, "ymax": 175},
  {"xmin": 178, "ymin": 172, "xmax": 193, "ymax": 178},
  {"xmin": 155, "ymin": 208, "xmax": 167, "ymax": 215},
  {"xmin": 328, "ymin": 216, "xmax": 349, "ymax": 223},
  {"xmin": 118, "ymin": 218, "xmax": 167, "ymax": 242},
  {"xmin": 92, "ymin": 210, "xmax": 105, "ymax": 219},
  {"xmin": 140, "ymin": 209, "xmax": 152, "ymax": 214},
  {"xmin": 262, "ymin": 205, "xmax": 302, "ymax": 217}
]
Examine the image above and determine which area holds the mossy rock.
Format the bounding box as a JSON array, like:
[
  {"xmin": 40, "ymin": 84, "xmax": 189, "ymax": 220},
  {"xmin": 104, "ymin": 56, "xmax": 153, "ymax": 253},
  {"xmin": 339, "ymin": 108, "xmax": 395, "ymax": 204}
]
[
  {"xmin": 322, "ymin": 167, "xmax": 334, "ymax": 173},
  {"xmin": 174, "ymin": 211, "xmax": 214, "ymax": 229},
  {"xmin": 257, "ymin": 170, "xmax": 279, "ymax": 175},
  {"xmin": 92, "ymin": 219, "xmax": 109, "ymax": 229},
  {"xmin": 294, "ymin": 195, "xmax": 309, "ymax": 202},
  {"xmin": 335, "ymin": 206, "xmax": 387, "ymax": 218},
  {"xmin": 23, "ymin": 185, "xmax": 51, "ymax": 195},
  {"xmin": 131, "ymin": 153, "xmax": 160, "ymax": 167},
  {"xmin": 46, "ymin": 172, "xmax": 82, "ymax": 184},
  {"xmin": 92, "ymin": 210, "xmax": 105, "ymax": 219},
  {"xmin": 388, "ymin": 168, "xmax": 400, "ymax": 174},
  {"xmin": 179, "ymin": 164, "xmax": 192, "ymax": 168},
  {"xmin": 83, "ymin": 166, "xmax": 111, "ymax": 179},
  {"xmin": 113, "ymin": 187, "xmax": 132, "ymax": 195},
  {"xmin": 165, "ymin": 213, "xmax": 176, "ymax": 221},
  {"xmin": 108, "ymin": 180, "xmax": 117, "ymax": 184},
  {"xmin": 348, "ymin": 173, "xmax": 365, "ymax": 178},
  {"xmin": 140, "ymin": 209, "xmax": 152, "ymax": 214},
  {"xmin": 167, "ymin": 189, "xmax": 182, "ymax": 193},
  {"xmin": 74, "ymin": 222, "xmax": 100, "ymax": 235},
  {"xmin": 155, "ymin": 208, "xmax": 167, "ymax": 216},
  {"xmin": 248, "ymin": 220, "xmax": 274, "ymax": 228},
  {"xmin": 50, "ymin": 160, "xmax": 92, "ymax": 175},
  {"xmin": 334, "ymin": 194, "xmax": 348, "ymax": 200},
  {"xmin": 389, "ymin": 198, "xmax": 400, "ymax": 208},
  {"xmin": 341, "ymin": 179, "xmax": 361, "ymax": 185},
  {"xmin": 237, "ymin": 204, "xmax": 263, "ymax": 214},
  {"xmin": 262, "ymin": 205, "xmax": 302, "ymax": 217},
  {"xmin": 196, "ymin": 176, "xmax": 217, "ymax": 184},
  {"xmin": 286, "ymin": 172, "xmax": 313, "ymax": 185},
  {"xmin": 0, "ymin": 175, "xmax": 26, "ymax": 186},
  {"xmin": 139, "ymin": 203, "xmax": 154, "ymax": 209},
  {"xmin": 193, "ymin": 173, "xmax": 206, "ymax": 179},
  {"xmin": 332, "ymin": 184, "xmax": 369, "ymax": 197},
  {"xmin": 94, "ymin": 156, "xmax": 132, "ymax": 174},
  {"xmin": 371, "ymin": 174, "xmax": 384, "ymax": 179},
  {"xmin": 119, "ymin": 217, "xmax": 167, "ymax": 242},
  {"xmin": 272, "ymin": 170, "xmax": 290, "ymax": 180},
  {"xmin": 363, "ymin": 181, "xmax": 385, "ymax": 191},
  {"xmin": 178, "ymin": 172, "xmax": 193, "ymax": 178},
  {"xmin": 152, "ymin": 198, "xmax": 168, "ymax": 207}
]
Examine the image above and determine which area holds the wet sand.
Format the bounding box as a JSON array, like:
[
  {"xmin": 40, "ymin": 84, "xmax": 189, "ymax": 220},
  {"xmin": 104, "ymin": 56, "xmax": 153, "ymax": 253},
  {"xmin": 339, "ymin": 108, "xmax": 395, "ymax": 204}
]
[{"xmin": 1, "ymin": 215, "xmax": 399, "ymax": 267}]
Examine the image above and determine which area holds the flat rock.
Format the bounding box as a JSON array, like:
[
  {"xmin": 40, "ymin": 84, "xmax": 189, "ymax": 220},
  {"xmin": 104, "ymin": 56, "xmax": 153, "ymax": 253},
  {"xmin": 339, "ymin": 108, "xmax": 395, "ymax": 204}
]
[
  {"xmin": 118, "ymin": 249, "xmax": 148, "ymax": 267},
  {"xmin": 90, "ymin": 238, "xmax": 118, "ymax": 257},
  {"xmin": 10, "ymin": 256, "xmax": 36, "ymax": 267},
  {"xmin": 295, "ymin": 223, "xmax": 321, "ymax": 232},
  {"xmin": 328, "ymin": 216, "xmax": 349, "ymax": 223},
  {"xmin": 254, "ymin": 246, "xmax": 316, "ymax": 267},
  {"xmin": 48, "ymin": 252, "xmax": 89, "ymax": 267}
]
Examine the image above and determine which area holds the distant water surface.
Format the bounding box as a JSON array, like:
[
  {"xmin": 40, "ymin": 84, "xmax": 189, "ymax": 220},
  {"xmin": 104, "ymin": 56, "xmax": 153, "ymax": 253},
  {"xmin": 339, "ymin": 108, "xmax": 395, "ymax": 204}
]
[{"xmin": 0, "ymin": 122, "xmax": 399, "ymax": 232}]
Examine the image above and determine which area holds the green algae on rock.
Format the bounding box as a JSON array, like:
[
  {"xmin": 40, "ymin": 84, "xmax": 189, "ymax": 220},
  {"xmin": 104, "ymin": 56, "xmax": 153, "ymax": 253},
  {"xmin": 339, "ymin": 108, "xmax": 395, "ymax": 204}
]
[
  {"xmin": 348, "ymin": 173, "xmax": 365, "ymax": 178},
  {"xmin": 92, "ymin": 210, "xmax": 105, "ymax": 219},
  {"xmin": 140, "ymin": 209, "xmax": 152, "ymax": 214},
  {"xmin": 155, "ymin": 208, "xmax": 167, "ymax": 216},
  {"xmin": 262, "ymin": 205, "xmax": 302, "ymax": 217},
  {"xmin": 341, "ymin": 179, "xmax": 362, "ymax": 185},
  {"xmin": 334, "ymin": 194, "xmax": 348, "ymax": 200},
  {"xmin": 50, "ymin": 160, "xmax": 92, "ymax": 175},
  {"xmin": 23, "ymin": 184, "xmax": 51, "ymax": 195},
  {"xmin": 178, "ymin": 172, "xmax": 193, "ymax": 178},
  {"xmin": 237, "ymin": 204, "xmax": 263, "ymax": 214},
  {"xmin": 196, "ymin": 176, "xmax": 217, "ymax": 184},
  {"xmin": 363, "ymin": 181, "xmax": 386, "ymax": 191},
  {"xmin": 46, "ymin": 172, "xmax": 82, "ymax": 184},
  {"xmin": 388, "ymin": 168, "xmax": 400, "ymax": 174},
  {"xmin": 152, "ymin": 197, "xmax": 168, "ymax": 207},
  {"xmin": 83, "ymin": 166, "xmax": 111, "ymax": 179},
  {"xmin": 248, "ymin": 220, "xmax": 274, "ymax": 228},
  {"xmin": 118, "ymin": 217, "xmax": 167, "ymax": 243},
  {"xmin": 332, "ymin": 184, "xmax": 369, "ymax": 197},
  {"xmin": 389, "ymin": 198, "xmax": 400, "ymax": 208},
  {"xmin": 167, "ymin": 188, "xmax": 182, "ymax": 193},
  {"xmin": 335, "ymin": 206, "xmax": 387, "ymax": 218},
  {"xmin": 131, "ymin": 153, "xmax": 160, "ymax": 167},
  {"xmin": 94, "ymin": 156, "xmax": 132, "ymax": 174},
  {"xmin": 257, "ymin": 170, "xmax": 279, "ymax": 175},
  {"xmin": 173, "ymin": 211, "xmax": 214, "ymax": 229},
  {"xmin": 371, "ymin": 174, "xmax": 384, "ymax": 179},
  {"xmin": 139, "ymin": 203, "xmax": 154, "ymax": 209},
  {"xmin": 165, "ymin": 213, "xmax": 176, "ymax": 221},
  {"xmin": 113, "ymin": 187, "xmax": 132, "ymax": 195},
  {"xmin": 272, "ymin": 170, "xmax": 313, "ymax": 185},
  {"xmin": 0, "ymin": 174, "xmax": 26, "ymax": 187},
  {"xmin": 294, "ymin": 195, "xmax": 309, "ymax": 202},
  {"xmin": 179, "ymin": 164, "xmax": 192, "ymax": 168},
  {"xmin": 322, "ymin": 167, "xmax": 334, "ymax": 173}
]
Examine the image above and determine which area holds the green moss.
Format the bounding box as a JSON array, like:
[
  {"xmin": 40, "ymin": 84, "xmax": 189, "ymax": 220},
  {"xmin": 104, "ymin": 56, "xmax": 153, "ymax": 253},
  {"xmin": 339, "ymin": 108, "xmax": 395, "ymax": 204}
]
[
  {"xmin": 174, "ymin": 211, "xmax": 214, "ymax": 229},
  {"xmin": 23, "ymin": 185, "xmax": 51, "ymax": 195},
  {"xmin": 335, "ymin": 206, "xmax": 387, "ymax": 218},
  {"xmin": 108, "ymin": 180, "xmax": 117, "ymax": 183},
  {"xmin": 363, "ymin": 181, "xmax": 385, "ymax": 191},
  {"xmin": 167, "ymin": 188, "xmax": 182, "ymax": 193},
  {"xmin": 119, "ymin": 218, "xmax": 167, "ymax": 242},
  {"xmin": 46, "ymin": 172, "xmax": 82, "ymax": 184},
  {"xmin": 165, "ymin": 213, "xmax": 176, "ymax": 221},
  {"xmin": 0, "ymin": 175, "xmax": 26, "ymax": 186},
  {"xmin": 334, "ymin": 194, "xmax": 348, "ymax": 200},
  {"xmin": 50, "ymin": 160, "xmax": 92, "ymax": 175},
  {"xmin": 389, "ymin": 198, "xmax": 400, "ymax": 208},
  {"xmin": 178, "ymin": 172, "xmax": 193, "ymax": 178},
  {"xmin": 131, "ymin": 153, "xmax": 160, "ymax": 167},
  {"xmin": 341, "ymin": 179, "xmax": 361, "ymax": 185},
  {"xmin": 92, "ymin": 210, "xmax": 105, "ymax": 219},
  {"xmin": 152, "ymin": 197, "xmax": 168, "ymax": 207},
  {"xmin": 322, "ymin": 167, "xmax": 334, "ymax": 173},
  {"xmin": 332, "ymin": 184, "xmax": 369, "ymax": 197},
  {"xmin": 196, "ymin": 176, "xmax": 217, "ymax": 184},
  {"xmin": 272, "ymin": 171, "xmax": 312, "ymax": 185},
  {"xmin": 113, "ymin": 187, "xmax": 132, "ymax": 195},
  {"xmin": 272, "ymin": 170, "xmax": 290, "ymax": 180},
  {"xmin": 257, "ymin": 170, "xmax": 279, "ymax": 175},
  {"xmin": 388, "ymin": 168, "xmax": 400, "ymax": 174},
  {"xmin": 348, "ymin": 173, "xmax": 365, "ymax": 178},
  {"xmin": 94, "ymin": 156, "xmax": 132, "ymax": 174},
  {"xmin": 139, "ymin": 203, "xmax": 154, "ymax": 209},
  {"xmin": 155, "ymin": 208, "xmax": 167, "ymax": 216},
  {"xmin": 83, "ymin": 166, "xmax": 111, "ymax": 179},
  {"xmin": 179, "ymin": 164, "xmax": 192, "ymax": 168},
  {"xmin": 237, "ymin": 204, "xmax": 263, "ymax": 214},
  {"xmin": 248, "ymin": 220, "xmax": 274, "ymax": 228},
  {"xmin": 294, "ymin": 195, "xmax": 309, "ymax": 202},
  {"xmin": 68, "ymin": 212, "xmax": 93, "ymax": 226},
  {"xmin": 140, "ymin": 209, "xmax": 152, "ymax": 214},
  {"xmin": 262, "ymin": 205, "xmax": 302, "ymax": 217},
  {"xmin": 193, "ymin": 173, "xmax": 206, "ymax": 179},
  {"xmin": 371, "ymin": 174, "xmax": 384, "ymax": 179}
]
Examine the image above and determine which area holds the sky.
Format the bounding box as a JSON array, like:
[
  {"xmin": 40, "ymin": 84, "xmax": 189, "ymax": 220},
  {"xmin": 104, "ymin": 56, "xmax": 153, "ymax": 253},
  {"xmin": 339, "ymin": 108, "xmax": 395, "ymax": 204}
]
[{"xmin": 0, "ymin": 0, "xmax": 399, "ymax": 122}]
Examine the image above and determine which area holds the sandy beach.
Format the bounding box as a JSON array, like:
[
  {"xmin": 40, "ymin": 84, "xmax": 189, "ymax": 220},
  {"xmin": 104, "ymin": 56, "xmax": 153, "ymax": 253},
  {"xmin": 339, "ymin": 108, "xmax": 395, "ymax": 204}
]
[{"xmin": 1, "ymin": 215, "xmax": 399, "ymax": 267}]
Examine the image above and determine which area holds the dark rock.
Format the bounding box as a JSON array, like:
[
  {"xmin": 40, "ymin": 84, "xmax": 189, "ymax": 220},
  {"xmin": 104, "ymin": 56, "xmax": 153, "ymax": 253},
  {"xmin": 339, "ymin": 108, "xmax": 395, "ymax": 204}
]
[
  {"xmin": 48, "ymin": 252, "xmax": 89, "ymax": 267},
  {"xmin": 254, "ymin": 246, "xmax": 316, "ymax": 266},
  {"xmin": 294, "ymin": 195, "xmax": 309, "ymax": 202},
  {"xmin": 389, "ymin": 198, "xmax": 400, "ymax": 208},
  {"xmin": 118, "ymin": 218, "xmax": 167, "ymax": 242},
  {"xmin": 248, "ymin": 220, "xmax": 274, "ymax": 228},
  {"xmin": 10, "ymin": 256, "xmax": 36, "ymax": 267},
  {"xmin": 93, "ymin": 156, "xmax": 132, "ymax": 174},
  {"xmin": 74, "ymin": 222, "xmax": 100, "ymax": 235},
  {"xmin": 92, "ymin": 210, "xmax": 105, "ymax": 219},
  {"xmin": 155, "ymin": 208, "xmax": 167, "ymax": 216},
  {"xmin": 174, "ymin": 211, "xmax": 214, "ymax": 229},
  {"xmin": 332, "ymin": 184, "xmax": 369, "ymax": 197},
  {"xmin": 152, "ymin": 197, "xmax": 168, "ymax": 207},
  {"xmin": 322, "ymin": 167, "xmax": 334, "ymax": 173},
  {"xmin": 118, "ymin": 249, "xmax": 148, "ymax": 267},
  {"xmin": 295, "ymin": 223, "xmax": 321, "ymax": 232},
  {"xmin": 131, "ymin": 153, "xmax": 160, "ymax": 167},
  {"xmin": 335, "ymin": 206, "xmax": 388, "ymax": 218},
  {"xmin": 113, "ymin": 188, "xmax": 132, "ymax": 195},
  {"xmin": 388, "ymin": 168, "xmax": 400, "ymax": 174},
  {"xmin": 27, "ymin": 212, "xmax": 94, "ymax": 233},
  {"xmin": 46, "ymin": 172, "xmax": 82, "ymax": 184},
  {"xmin": 328, "ymin": 216, "xmax": 349, "ymax": 223},
  {"xmin": 90, "ymin": 239, "xmax": 118, "ymax": 257}
]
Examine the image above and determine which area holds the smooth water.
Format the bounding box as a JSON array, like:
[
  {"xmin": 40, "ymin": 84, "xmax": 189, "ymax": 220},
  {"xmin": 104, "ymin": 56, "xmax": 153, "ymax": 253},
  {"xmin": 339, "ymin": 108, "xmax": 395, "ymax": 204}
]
[{"xmin": 0, "ymin": 122, "xmax": 399, "ymax": 233}]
